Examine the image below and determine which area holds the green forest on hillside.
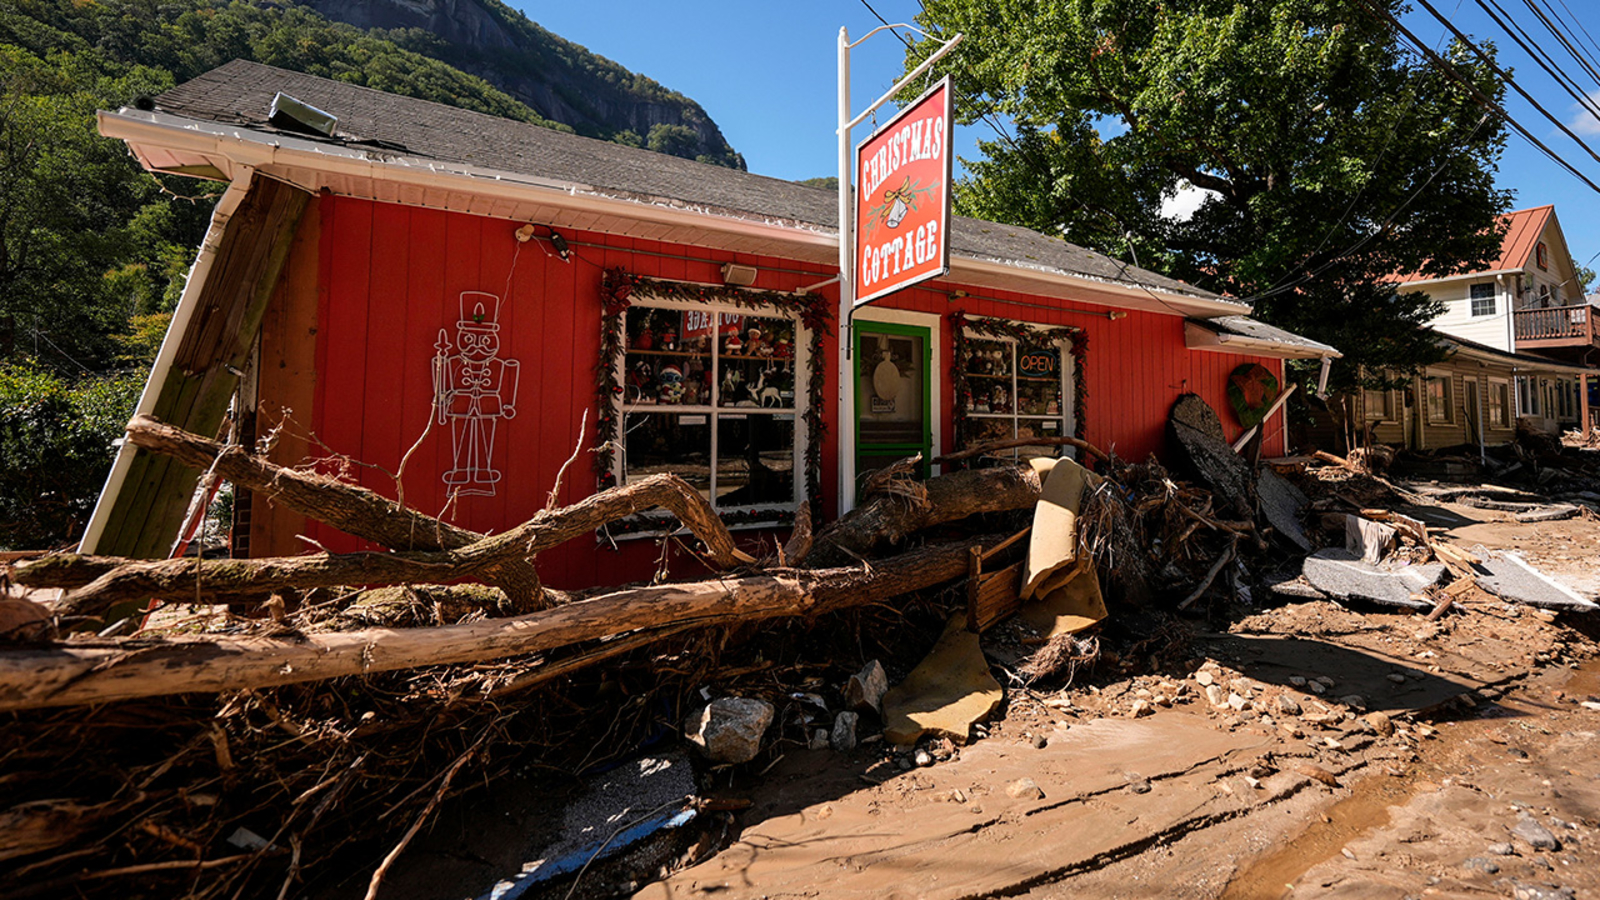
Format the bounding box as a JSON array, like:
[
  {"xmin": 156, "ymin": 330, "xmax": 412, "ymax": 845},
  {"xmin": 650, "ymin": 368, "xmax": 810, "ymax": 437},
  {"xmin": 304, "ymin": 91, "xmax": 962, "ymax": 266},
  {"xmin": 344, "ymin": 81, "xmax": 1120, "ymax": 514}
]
[{"xmin": 0, "ymin": 0, "xmax": 736, "ymax": 549}]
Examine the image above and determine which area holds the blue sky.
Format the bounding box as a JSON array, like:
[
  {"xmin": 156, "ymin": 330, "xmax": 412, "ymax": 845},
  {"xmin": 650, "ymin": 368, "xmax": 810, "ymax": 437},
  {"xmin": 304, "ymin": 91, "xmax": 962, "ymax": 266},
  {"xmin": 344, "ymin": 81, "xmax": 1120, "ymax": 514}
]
[{"xmin": 517, "ymin": 0, "xmax": 1600, "ymax": 286}]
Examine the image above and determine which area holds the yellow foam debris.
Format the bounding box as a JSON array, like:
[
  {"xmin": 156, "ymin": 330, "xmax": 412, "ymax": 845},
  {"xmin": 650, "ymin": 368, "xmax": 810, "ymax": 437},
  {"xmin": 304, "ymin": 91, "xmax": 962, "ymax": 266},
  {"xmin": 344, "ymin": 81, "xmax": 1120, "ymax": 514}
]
[{"xmin": 883, "ymin": 613, "xmax": 1004, "ymax": 745}]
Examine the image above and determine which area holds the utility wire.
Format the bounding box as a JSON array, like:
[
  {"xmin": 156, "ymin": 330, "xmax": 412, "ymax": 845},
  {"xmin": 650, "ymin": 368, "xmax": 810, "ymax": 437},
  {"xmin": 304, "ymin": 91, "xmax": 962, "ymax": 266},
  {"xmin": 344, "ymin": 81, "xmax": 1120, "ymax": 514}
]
[
  {"xmin": 1522, "ymin": 0, "xmax": 1600, "ymax": 92},
  {"xmin": 1551, "ymin": 0, "xmax": 1600, "ymax": 62},
  {"xmin": 1412, "ymin": 0, "xmax": 1600, "ymax": 171},
  {"xmin": 1353, "ymin": 0, "xmax": 1600, "ymax": 197},
  {"xmin": 1474, "ymin": 0, "xmax": 1600, "ymax": 125}
]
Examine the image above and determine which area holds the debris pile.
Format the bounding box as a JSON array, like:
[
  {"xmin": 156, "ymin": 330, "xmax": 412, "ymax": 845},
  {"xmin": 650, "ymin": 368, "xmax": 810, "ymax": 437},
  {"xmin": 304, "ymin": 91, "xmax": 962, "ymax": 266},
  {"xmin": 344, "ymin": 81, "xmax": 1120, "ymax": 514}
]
[{"xmin": 2, "ymin": 394, "xmax": 1595, "ymax": 898}]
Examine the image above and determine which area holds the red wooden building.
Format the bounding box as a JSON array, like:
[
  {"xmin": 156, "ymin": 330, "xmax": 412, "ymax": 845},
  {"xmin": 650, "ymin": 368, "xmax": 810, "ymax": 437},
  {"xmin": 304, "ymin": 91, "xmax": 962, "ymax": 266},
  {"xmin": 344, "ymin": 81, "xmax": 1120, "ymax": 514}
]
[{"xmin": 83, "ymin": 61, "xmax": 1339, "ymax": 588}]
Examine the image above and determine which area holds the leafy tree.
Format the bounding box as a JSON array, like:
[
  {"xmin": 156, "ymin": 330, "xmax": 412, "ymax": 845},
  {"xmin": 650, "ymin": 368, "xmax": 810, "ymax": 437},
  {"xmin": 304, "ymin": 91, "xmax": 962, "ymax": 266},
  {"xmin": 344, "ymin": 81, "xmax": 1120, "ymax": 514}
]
[
  {"xmin": 906, "ymin": 0, "xmax": 1513, "ymax": 390},
  {"xmin": 1572, "ymin": 261, "xmax": 1595, "ymax": 296},
  {"xmin": 647, "ymin": 123, "xmax": 704, "ymax": 161},
  {"xmin": 0, "ymin": 44, "xmax": 203, "ymax": 371},
  {"xmin": 0, "ymin": 362, "xmax": 143, "ymax": 549}
]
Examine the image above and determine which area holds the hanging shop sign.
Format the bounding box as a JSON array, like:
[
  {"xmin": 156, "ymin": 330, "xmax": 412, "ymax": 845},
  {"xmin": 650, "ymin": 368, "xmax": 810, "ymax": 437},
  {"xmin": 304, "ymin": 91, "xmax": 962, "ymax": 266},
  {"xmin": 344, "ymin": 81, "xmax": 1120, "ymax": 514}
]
[{"xmin": 854, "ymin": 75, "xmax": 952, "ymax": 308}]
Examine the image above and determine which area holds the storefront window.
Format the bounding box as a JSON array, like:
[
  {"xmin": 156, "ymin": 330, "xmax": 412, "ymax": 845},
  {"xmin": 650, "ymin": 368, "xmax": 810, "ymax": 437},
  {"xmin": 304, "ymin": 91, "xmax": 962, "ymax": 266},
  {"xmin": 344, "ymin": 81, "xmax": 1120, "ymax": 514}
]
[
  {"xmin": 960, "ymin": 335, "xmax": 1072, "ymax": 460},
  {"xmin": 617, "ymin": 302, "xmax": 802, "ymax": 514}
]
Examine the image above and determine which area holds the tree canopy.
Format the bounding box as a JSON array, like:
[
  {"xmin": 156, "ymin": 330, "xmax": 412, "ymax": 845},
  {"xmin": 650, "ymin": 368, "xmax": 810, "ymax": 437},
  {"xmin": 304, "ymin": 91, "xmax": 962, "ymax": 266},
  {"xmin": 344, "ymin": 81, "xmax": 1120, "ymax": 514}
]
[{"xmin": 905, "ymin": 0, "xmax": 1514, "ymax": 387}]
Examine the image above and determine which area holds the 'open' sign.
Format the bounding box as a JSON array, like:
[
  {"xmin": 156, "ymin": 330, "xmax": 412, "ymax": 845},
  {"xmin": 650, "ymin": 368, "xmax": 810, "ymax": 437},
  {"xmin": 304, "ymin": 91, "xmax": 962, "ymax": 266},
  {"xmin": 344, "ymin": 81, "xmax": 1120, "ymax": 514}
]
[{"xmin": 1018, "ymin": 350, "xmax": 1056, "ymax": 377}]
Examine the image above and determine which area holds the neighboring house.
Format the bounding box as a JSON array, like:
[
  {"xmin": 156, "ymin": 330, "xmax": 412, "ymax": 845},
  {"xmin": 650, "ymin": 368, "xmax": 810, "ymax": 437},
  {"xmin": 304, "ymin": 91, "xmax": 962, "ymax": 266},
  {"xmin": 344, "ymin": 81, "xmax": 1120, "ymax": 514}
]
[
  {"xmin": 1391, "ymin": 204, "xmax": 1595, "ymax": 432},
  {"xmin": 1357, "ymin": 335, "xmax": 1592, "ymax": 452},
  {"xmin": 81, "ymin": 61, "xmax": 1337, "ymax": 590}
]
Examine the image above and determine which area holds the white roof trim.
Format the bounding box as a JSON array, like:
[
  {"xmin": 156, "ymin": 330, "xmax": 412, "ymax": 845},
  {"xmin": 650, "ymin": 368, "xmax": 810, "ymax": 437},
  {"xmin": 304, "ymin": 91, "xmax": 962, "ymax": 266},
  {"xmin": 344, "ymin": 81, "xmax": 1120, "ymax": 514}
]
[{"xmin": 1183, "ymin": 320, "xmax": 1343, "ymax": 360}]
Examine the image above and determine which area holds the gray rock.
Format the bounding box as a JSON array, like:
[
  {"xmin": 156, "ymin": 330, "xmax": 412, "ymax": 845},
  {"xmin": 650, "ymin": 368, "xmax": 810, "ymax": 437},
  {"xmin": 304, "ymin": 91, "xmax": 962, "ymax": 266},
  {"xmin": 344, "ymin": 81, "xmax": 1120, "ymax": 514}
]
[
  {"xmin": 1512, "ymin": 814, "xmax": 1561, "ymax": 851},
  {"xmin": 1476, "ymin": 553, "xmax": 1599, "ymax": 612},
  {"xmin": 830, "ymin": 711, "xmax": 859, "ymax": 752},
  {"xmin": 1205, "ymin": 684, "xmax": 1228, "ymax": 708},
  {"xmin": 1461, "ymin": 857, "xmax": 1499, "ymax": 875},
  {"xmin": 845, "ymin": 660, "xmax": 889, "ymax": 714},
  {"xmin": 914, "ymin": 749, "xmax": 933, "ymax": 767},
  {"xmin": 1487, "ymin": 842, "xmax": 1517, "ymax": 856},
  {"xmin": 1260, "ymin": 469, "xmax": 1312, "ymax": 552},
  {"xmin": 1276, "ymin": 694, "xmax": 1303, "ymax": 716},
  {"xmin": 686, "ymin": 697, "xmax": 774, "ymax": 764},
  {"xmin": 1030, "ymin": 733, "xmax": 1048, "ymax": 749},
  {"xmin": 1302, "ymin": 548, "xmax": 1444, "ymax": 609},
  {"xmin": 1338, "ymin": 694, "xmax": 1368, "ymax": 711},
  {"xmin": 1510, "ymin": 882, "xmax": 1575, "ymax": 900},
  {"xmin": 808, "ymin": 728, "xmax": 830, "ymax": 750}
]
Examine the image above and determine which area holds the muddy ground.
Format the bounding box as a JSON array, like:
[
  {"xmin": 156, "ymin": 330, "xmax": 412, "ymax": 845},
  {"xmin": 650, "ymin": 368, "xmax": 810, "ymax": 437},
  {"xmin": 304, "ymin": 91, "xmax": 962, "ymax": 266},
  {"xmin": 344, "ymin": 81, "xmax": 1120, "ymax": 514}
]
[{"xmin": 370, "ymin": 479, "xmax": 1600, "ymax": 900}]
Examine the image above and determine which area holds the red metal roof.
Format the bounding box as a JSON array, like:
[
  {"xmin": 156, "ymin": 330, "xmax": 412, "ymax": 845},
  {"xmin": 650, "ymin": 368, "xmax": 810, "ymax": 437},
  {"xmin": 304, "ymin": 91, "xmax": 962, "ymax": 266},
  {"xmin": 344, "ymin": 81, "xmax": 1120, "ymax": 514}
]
[{"xmin": 1392, "ymin": 205, "xmax": 1552, "ymax": 284}]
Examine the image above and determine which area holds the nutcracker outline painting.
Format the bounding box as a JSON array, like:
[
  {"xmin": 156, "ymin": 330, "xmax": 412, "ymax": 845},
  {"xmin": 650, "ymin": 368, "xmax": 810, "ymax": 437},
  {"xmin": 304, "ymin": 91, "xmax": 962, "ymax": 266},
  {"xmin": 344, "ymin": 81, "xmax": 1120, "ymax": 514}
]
[{"xmin": 432, "ymin": 290, "xmax": 521, "ymax": 499}]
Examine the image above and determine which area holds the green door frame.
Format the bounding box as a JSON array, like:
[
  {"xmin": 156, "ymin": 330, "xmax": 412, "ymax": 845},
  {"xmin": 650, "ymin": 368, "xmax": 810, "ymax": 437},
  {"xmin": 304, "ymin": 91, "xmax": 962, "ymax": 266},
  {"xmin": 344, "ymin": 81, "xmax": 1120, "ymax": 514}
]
[{"xmin": 853, "ymin": 320, "xmax": 934, "ymax": 498}]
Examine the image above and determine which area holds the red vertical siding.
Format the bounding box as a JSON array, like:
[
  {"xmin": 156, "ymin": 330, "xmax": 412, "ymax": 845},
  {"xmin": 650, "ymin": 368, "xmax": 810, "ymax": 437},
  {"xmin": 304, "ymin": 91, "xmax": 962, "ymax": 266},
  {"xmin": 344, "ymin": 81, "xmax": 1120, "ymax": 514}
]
[{"xmin": 293, "ymin": 197, "xmax": 1294, "ymax": 587}]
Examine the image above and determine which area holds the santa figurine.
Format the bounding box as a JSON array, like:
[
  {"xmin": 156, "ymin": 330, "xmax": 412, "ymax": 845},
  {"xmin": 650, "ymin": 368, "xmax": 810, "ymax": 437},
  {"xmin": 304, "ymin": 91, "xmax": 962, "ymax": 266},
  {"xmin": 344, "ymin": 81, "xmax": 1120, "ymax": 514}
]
[
  {"xmin": 661, "ymin": 321, "xmax": 678, "ymax": 351},
  {"xmin": 724, "ymin": 330, "xmax": 744, "ymax": 356},
  {"xmin": 745, "ymin": 327, "xmax": 765, "ymax": 357},
  {"xmin": 774, "ymin": 333, "xmax": 792, "ymax": 359}
]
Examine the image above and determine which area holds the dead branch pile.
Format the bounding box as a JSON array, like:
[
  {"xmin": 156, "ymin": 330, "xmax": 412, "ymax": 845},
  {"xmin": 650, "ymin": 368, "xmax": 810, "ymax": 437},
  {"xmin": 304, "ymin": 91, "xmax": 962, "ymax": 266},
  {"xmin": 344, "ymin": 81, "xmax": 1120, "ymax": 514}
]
[{"xmin": 0, "ymin": 418, "xmax": 1016, "ymax": 898}]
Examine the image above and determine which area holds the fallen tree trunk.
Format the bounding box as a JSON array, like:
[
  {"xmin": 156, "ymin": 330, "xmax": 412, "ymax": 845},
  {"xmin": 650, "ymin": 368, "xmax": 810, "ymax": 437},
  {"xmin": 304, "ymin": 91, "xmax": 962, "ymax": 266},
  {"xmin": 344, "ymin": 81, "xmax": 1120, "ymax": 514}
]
[
  {"xmin": 933, "ymin": 436, "xmax": 1109, "ymax": 465},
  {"xmin": 123, "ymin": 415, "xmax": 546, "ymax": 607},
  {"xmin": 807, "ymin": 466, "xmax": 1043, "ymax": 568},
  {"xmin": 29, "ymin": 473, "xmax": 750, "ymax": 616},
  {"xmin": 0, "ymin": 542, "xmax": 974, "ymax": 712}
]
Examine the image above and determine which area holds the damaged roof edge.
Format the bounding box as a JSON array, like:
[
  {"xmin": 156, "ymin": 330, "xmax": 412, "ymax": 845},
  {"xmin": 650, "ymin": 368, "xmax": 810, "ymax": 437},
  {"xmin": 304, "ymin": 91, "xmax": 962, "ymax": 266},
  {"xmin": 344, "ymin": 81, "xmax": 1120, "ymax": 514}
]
[
  {"xmin": 99, "ymin": 107, "xmax": 1254, "ymax": 318},
  {"xmin": 1184, "ymin": 316, "xmax": 1342, "ymax": 360}
]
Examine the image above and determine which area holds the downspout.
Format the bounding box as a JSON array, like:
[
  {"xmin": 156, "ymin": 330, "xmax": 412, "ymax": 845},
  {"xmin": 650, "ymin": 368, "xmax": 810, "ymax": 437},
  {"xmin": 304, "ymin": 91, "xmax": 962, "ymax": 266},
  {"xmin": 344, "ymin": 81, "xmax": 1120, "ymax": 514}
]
[{"xmin": 78, "ymin": 168, "xmax": 257, "ymax": 554}]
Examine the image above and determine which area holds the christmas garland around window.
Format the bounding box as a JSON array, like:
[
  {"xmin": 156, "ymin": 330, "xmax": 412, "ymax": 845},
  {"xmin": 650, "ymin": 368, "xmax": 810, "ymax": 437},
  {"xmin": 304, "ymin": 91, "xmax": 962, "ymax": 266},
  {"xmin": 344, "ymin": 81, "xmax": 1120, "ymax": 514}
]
[
  {"xmin": 597, "ymin": 269, "xmax": 829, "ymax": 531},
  {"xmin": 949, "ymin": 310, "xmax": 1087, "ymax": 465}
]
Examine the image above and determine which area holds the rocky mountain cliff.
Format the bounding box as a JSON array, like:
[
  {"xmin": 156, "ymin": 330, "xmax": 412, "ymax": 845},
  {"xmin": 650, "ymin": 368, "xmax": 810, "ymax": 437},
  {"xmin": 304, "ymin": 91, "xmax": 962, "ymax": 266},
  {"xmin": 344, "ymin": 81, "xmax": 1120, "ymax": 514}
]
[{"xmin": 300, "ymin": 0, "xmax": 744, "ymax": 169}]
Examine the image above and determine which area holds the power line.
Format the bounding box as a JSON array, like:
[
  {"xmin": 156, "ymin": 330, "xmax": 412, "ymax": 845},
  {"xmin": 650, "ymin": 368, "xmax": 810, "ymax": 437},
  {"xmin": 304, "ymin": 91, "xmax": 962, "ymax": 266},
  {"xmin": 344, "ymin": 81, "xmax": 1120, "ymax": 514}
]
[
  {"xmin": 1413, "ymin": 0, "xmax": 1600, "ymax": 172},
  {"xmin": 1473, "ymin": 0, "xmax": 1600, "ymax": 125},
  {"xmin": 1523, "ymin": 0, "xmax": 1600, "ymax": 92},
  {"xmin": 1353, "ymin": 0, "xmax": 1600, "ymax": 197},
  {"xmin": 1551, "ymin": 0, "xmax": 1600, "ymax": 62}
]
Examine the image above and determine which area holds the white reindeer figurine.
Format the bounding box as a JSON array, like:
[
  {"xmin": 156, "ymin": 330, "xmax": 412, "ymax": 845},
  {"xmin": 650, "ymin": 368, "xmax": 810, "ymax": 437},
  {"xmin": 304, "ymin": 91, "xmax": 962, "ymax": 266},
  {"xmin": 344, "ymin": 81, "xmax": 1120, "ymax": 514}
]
[{"xmin": 749, "ymin": 368, "xmax": 783, "ymax": 408}]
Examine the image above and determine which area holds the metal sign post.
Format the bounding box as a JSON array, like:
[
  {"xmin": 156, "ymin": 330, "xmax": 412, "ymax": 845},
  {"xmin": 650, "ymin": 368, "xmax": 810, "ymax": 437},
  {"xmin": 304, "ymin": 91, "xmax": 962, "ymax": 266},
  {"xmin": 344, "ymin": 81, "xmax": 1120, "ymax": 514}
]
[{"xmin": 836, "ymin": 25, "xmax": 962, "ymax": 514}]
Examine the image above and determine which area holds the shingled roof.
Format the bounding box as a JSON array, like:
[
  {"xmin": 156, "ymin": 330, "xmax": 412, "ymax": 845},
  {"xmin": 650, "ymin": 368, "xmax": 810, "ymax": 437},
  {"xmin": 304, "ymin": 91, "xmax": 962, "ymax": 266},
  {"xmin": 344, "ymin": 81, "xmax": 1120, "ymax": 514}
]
[{"xmin": 147, "ymin": 60, "xmax": 1222, "ymax": 303}]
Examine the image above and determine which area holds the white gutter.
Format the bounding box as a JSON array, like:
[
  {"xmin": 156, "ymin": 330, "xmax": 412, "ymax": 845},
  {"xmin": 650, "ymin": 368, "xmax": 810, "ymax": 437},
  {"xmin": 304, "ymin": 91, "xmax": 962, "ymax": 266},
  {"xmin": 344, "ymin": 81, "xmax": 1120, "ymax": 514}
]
[
  {"xmin": 99, "ymin": 109, "xmax": 1249, "ymax": 320},
  {"xmin": 78, "ymin": 168, "xmax": 256, "ymax": 554},
  {"xmin": 1392, "ymin": 268, "xmax": 1523, "ymax": 289},
  {"xmin": 949, "ymin": 255, "xmax": 1248, "ymax": 318}
]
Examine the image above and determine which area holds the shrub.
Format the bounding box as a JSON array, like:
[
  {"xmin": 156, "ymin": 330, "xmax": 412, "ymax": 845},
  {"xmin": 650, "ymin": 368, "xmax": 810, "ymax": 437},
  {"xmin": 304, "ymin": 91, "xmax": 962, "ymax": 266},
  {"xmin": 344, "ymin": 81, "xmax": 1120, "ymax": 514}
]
[{"xmin": 0, "ymin": 362, "xmax": 143, "ymax": 550}]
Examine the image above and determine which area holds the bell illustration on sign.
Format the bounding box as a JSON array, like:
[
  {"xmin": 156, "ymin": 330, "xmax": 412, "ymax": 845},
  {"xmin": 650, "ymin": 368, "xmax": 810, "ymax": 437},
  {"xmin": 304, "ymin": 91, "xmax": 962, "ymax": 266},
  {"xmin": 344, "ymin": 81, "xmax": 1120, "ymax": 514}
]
[{"xmin": 432, "ymin": 291, "xmax": 521, "ymax": 497}]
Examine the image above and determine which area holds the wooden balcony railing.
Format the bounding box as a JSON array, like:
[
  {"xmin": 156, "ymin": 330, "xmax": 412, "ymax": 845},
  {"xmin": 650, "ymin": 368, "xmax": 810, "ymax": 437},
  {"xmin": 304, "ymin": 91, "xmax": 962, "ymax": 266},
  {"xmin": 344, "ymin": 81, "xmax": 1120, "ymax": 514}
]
[{"xmin": 1513, "ymin": 304, "xmax": 1598, "ymax": 347}]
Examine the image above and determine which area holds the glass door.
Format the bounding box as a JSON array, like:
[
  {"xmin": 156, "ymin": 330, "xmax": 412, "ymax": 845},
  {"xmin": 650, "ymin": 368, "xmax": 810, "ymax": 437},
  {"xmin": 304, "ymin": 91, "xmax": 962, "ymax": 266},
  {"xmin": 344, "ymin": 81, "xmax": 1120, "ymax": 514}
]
[{"xmin": 854, "ymin": 322, "xmax": 932, "ymax": 501}]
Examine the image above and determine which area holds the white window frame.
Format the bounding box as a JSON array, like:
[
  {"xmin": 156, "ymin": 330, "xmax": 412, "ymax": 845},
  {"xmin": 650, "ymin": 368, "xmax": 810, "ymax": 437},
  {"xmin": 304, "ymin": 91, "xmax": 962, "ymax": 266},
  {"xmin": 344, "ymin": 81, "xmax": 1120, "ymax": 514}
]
[
  {"xmin": 612, "ymin": 293, "xmax": 810, "ymax": 525},
  {"xmin": 1363, "ymin": 387, "xmax": 1395, "ymax": 422},
  {"xmin": 1488, "ymin": 377, "xmax": 1511, "ymax": 428},
  {"xmin": 1469, "ymin": 282, "xmax": 1496, "ymax": 317},
  {"xmin": 962, "ymin": 325, "xmax": 1078, "ymax": 458},
  {"xmin": 1424, "ymin": 371, "xmax": 1453, "ymax": 424},
  {"xmin": 1517, "ymin": 375, "xmax": 1540, "ymax": 417}
]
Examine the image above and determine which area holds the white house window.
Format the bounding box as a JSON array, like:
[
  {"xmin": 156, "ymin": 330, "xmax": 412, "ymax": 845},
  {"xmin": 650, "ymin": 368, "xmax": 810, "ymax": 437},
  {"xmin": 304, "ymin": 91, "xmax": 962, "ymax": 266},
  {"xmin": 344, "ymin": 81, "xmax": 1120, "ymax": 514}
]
[
  {"xmin": 1517, "ymin": 376, "xmax": 1539, "ymax": 416},
  {"xmin": 1424, "ymin": 374, "xmax": 1451, "ymax": 423},
  {"xmin": 1557, "ymin": 380, "xmax": 1576, "ymax": 419},
  {"xmin": 1363, "ymin": 387, "xmax": 1394, "ymax": 421},
  {"xmin": 961, "ymin": 333, "xmax": 1075, "ymax": 459},
  {"xmin": 1469, "ymin": 283, "xmax": 1496, "ymax": 317},
  {"xmin": 616, "ymin": 300, "xmax": 806, "ymax": 517},
  {"xmin": 1488, "ymin": 378, "xmax": 1511, "ymax": 428}
]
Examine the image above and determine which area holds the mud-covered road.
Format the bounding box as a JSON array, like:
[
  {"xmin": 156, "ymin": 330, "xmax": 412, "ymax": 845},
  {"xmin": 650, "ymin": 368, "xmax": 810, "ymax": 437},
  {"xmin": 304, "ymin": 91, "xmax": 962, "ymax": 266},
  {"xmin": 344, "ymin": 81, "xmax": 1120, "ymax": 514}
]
[{"xmin": 638, "ymin": 492, "xmax": 1600, "ymax": 900}]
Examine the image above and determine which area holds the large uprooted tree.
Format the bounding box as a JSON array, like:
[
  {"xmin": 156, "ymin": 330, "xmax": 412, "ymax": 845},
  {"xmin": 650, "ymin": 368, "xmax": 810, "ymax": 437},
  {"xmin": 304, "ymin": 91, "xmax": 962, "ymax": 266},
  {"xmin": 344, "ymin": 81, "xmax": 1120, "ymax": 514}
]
[{"xmin": 905, "ymin": 0, "xmax": 1512, "ymax": 389}]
